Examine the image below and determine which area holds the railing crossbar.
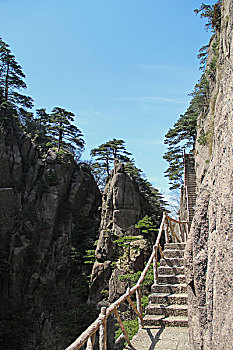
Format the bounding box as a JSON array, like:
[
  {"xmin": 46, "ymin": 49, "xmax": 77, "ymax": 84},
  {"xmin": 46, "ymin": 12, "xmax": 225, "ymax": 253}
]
[{"xmin": 114, "ymin": 307, "xmax": 132, "ymax": 347}]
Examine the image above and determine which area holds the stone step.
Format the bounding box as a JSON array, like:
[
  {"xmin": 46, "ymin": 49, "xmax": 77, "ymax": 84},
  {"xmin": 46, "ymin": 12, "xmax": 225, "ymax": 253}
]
[
  {"xmin": 158, "ymin": 266, "xmax": 184, "ymax": 275},
  {"xmin": 149, "ymin": 293, "xmax": 188, "ymax": 305},
  {"xmin": 151, "ymin": 283, "xmax": 187, "ymax": 294},
  {"xmin": 159, "ymin": 275, "xmax": 186, "ymax": 284},
  {"xmin": 144, "ymin": 314, "xmax": 188, "ymax": 327},
  {"xmin": 146, "ymin": 303, "xmax": 188, "ymax": 317},
  {"xmin": 160, "ymin": 257, "xmax": 185, "ymax": 267},
  {"xmin": 163, "ymin": 250, "xmax": 184, "ymax": 259},
  {"xmin": 164, "ymin": 243, "xmax": 186, "ymax": 250},
  {"xmin": 188, "ymin": 192, "xmax": 196, "ymax": 197}
]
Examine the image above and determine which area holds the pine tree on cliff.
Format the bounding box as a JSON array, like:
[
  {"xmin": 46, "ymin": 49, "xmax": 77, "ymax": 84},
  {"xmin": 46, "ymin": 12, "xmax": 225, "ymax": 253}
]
[
  {"xmin": 0, "ymin": 37, "xmax": 33, "ymax": 113},
  {"xmin": 194, "ymin": 1, "xmax": 222, "ymax": 32},
  {"xmin": 35, "ymin": 107, "xmax": 85, "ymax": 155},
  {"xmin": 164, "ymin": 1, "xmax": 222, "ymax": 190},
  {"xmin": 90, "ymin": 138, "xmax": 132, "ymax": 178},
  {"xmin": 163, "ymin": 74, "xmax": 209, "ymax": 190}
]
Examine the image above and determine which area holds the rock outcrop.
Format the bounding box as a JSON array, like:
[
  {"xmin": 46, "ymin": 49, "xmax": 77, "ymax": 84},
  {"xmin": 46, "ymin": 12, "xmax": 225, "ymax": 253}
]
[
  {"xmin": 0, "ymin": 124, "xmax": 101, "ymax": 349},
  {"xmin": 89, "ymin": 162, "xmax": 151, "ymax": 303},
  {"xmin": 185, "ymin": 1, "xmax": 233, "ymax": 349}
]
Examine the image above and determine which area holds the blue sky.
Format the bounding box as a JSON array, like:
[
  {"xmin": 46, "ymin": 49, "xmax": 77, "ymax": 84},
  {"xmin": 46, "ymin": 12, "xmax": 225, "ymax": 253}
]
[{"xmin": 0, "ymin": 0, "xmax": 216, "ymax": 196}]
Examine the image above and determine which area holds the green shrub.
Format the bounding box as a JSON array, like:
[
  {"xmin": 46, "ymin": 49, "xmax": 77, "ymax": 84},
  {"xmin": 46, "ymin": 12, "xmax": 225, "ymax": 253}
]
[{"xmin": 115, "ymin": 318, "xmax": 139, "ymax": 342}]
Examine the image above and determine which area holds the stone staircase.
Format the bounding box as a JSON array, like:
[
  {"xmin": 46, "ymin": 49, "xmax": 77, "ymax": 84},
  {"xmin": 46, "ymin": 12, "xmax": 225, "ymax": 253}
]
[{"xmin": 144, "ymin": 242, "xmax": 188, "ymax": 327}]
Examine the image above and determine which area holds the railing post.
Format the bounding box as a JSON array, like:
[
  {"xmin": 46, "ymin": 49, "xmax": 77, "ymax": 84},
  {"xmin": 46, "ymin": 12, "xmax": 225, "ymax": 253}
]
[
  {"xmin": 114, "ymin": 307, "xmax": 132, "ymax": 347},
  {"xmin": 86, "ymin": 333, "xmax": 96, "ymax": 350},
  {"xmin": 86, "ymin": 338, "xmax": 92, "ymax": 350},
  {"xmin": 153, "ymin": 246, "xmax": 158, "ymax": 284},
  {"xmin": 136, "ymin": 286, "xmax": 144, "ymax": 329},
  {"xmin": 99, "ymin": 307, "xmax": 107, "ymax": 350},
  {"xmin": 165, "ymin": 220, "xmax": 169, "ymax": 243},
  {"xmin": 185, "ymin": 185, "xmax": 190, "ymax": 224},
  {"xmin": 178, "ymin": 216, "xmax": 184, "ymax": 242}
]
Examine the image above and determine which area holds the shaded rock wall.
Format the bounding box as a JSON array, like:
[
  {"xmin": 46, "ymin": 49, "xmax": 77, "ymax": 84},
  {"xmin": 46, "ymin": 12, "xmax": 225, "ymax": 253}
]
[
  {"xmin": 0, "ymin": 124, "xmax": 101, "ymax": 349},
  {"xmin": 185, "ymin": 1, "xmax": 233, "ymax": 349}
]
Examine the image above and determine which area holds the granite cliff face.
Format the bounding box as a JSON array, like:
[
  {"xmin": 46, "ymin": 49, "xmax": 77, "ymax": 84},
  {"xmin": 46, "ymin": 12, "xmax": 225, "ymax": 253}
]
[
  {"xmin": 185, "ymin": 1, "xmax": 233, "ymax": 348},
  {"xmin": 89, "ymin": 162, "xmax": 155, "ymax": 350},
  {"xmin": 0, "ymin": 123, "xmax": 101, "ymax": 349},
  {"xmin": 90, "ymin": 162, "xmax": 151, "ymax": 304}
]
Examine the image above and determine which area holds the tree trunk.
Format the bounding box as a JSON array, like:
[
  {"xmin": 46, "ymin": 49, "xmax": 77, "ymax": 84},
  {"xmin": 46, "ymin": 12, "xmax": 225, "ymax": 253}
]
[
  {"xmin": 5, "ymin": 61, "xmax": 9, "ymax": 101},
  {"xmin": 58, "ymin": 120, "xmax": 63, "ymax": 151},
  {"xmin": 106, "ymin": 155, "xmax": 110, "ymax": 176}
]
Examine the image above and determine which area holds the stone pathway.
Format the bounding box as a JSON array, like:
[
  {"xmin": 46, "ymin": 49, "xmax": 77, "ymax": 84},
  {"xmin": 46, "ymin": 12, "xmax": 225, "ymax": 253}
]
[
  {"xmin": 124, "ymin": 242, "xmax": 190, "ymax": 349},
  {"xmin": 124, "ymin": 326, "xmax": 189, "ymax": 350},
  {"xmin": 144, "ymin": 243, "xmax": 188, "ymax": 327}
]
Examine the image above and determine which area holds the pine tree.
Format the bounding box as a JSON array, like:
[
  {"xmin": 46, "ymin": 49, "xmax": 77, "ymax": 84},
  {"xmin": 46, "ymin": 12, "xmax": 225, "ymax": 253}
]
[
  {"xmin": 163, "ymin": 2, "xmax": 221, "ymax": 190},
  {"xmin": 194, "ymin": 1, "xmax": 222, "ymax": 32},
  {"xmin": 0, "ymin": 37, "xmax": 33, "ymax": 113},
  {"xmin": 124, "ymin": 159, "xmax": 167, "ymax": 224},
  {"xmin": 163, "ymin": 74, "xmax": 209, "ymax": 190},
  {"xmin": 46, "ymin": 107, "xmax": 85, "ymax": 155},
  {"xmin": 29, "ymin": 108, "xmax": 51, "ymax": 145},
  {"xmin": 90, "ymin": 138, "xmax": 132, "ymax": 181},
  {"xmin": 32, "ymin": 107, "xmax": 85, "ymax": 156},
  {"xmin": 135, "ymin": 215, "xmax": 158, "ymax": 243}
]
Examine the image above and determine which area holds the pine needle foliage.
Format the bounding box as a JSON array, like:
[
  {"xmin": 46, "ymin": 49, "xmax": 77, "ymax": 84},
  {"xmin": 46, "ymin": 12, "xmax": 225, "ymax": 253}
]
[
  {"xmin": 0, "ymin": 37, "xmax": 33, "ymax": 124},
  {"xmin": 90, "ymin": 138, "xmax": 132, "ymax": 179},
  {"xmin": 163, "ymin": 1, "xmax": 222, "ymax": 190},
  {"xmin": 194, "ymin": 1, "xmax": 222, "ymax": 32},
  {"xmin": 163, "ymin": 74, "xmax": 210, "ymax": 190}
]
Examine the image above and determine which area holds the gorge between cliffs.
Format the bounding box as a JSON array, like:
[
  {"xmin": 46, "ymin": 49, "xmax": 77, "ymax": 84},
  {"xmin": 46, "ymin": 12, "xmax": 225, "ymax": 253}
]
[{"xmin": 0, "ymin": 1, "xmax": 233, "ymax": 349}]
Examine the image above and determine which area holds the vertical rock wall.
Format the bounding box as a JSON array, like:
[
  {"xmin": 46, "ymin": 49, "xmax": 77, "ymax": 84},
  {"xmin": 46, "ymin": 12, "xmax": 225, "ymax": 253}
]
[
  {"xmin": 185, "ymin": 1, "xmax": 233, "ymax": 349},
  {"xmin": 0, "ymin": 125, "xmax": 101, "ymax": 349},
  {"xmin": 89, "ymin": 162, "xmax": 153, "ymax": 350},
  {"xmin": 89, "ymin": 162, "xmax": 147, "ymax": 303}
]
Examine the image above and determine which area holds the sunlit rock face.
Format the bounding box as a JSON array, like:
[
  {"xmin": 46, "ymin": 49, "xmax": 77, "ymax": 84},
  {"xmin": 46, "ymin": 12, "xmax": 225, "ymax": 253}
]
[
  {"xmin": 89, "ymin": 162, "xmax": 151, "ymax": 304},
  {"xmin": 185, "ymin": 1, "xmax": 233, "ymax": 349}
]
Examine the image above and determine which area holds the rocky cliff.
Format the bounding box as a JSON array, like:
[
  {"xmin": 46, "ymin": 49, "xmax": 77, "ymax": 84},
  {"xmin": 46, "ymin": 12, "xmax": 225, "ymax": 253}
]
[
  {"xmin": 89, "ymin": 162, "xmax": 152, "ymax": 304},
  {"xmin": 0, "ymin": 122, "xmax": 101, "ymax": 349},
  {"xmin": 185, "ymin": 0, "xmax": 233, "ymax": 348}
]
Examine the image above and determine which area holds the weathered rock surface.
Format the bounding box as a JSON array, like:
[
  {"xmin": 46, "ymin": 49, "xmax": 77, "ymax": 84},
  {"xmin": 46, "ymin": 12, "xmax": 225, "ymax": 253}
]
[
  {"xmin": 185, "ymin": 1, "xmax": 233, "ymax": 349},
  {"xmin": 89, "ymin": 162, "xmax": 151, "ymax": 303},
  {"xmin": 0, "ymin": 125, "xmax": 101, "ymax": 349}
]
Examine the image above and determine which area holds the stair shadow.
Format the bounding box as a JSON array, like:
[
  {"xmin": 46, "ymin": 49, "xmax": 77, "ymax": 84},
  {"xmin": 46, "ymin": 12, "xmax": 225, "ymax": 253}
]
[
  {"xmin": 146, "ymin": 325, "xmax": 165, "ymax": 350},
  {"xmin": 162, "ymin": 259, "xmax": 182, "ymax": 267}
]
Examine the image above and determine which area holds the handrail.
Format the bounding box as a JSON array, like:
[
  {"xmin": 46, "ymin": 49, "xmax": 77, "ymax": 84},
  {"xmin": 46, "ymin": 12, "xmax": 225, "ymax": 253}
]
[
  {"xmin": 185, "ymin": 185, "xmax": 190, "ymax": 222},
  {"xmin": 165, "ymin": 214, "xmax": 188, "ymax": 224},
  {"xmin": 65, "ymin": 212, "xmax": 189, "ymax": 350}
]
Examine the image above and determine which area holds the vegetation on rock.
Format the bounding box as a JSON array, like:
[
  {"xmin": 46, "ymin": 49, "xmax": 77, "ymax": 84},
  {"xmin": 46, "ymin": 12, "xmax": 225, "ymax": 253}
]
[
  {"xmin": 0, "ymin": 37, "xmax": 33, "ymax": 116},
  {"xmin": 194, "ymin": 1, "xmax": 222, "ymax": 32},
  {"xmin": 34, "ymin": 107, "xmax": 85, "ymax": 156},
  {"xmin": 90, "ymin": 138, "xmax": 132, "ymax": 187},
  {"xmin": 163, "ymin": 0, "xmax": 221, "ymax": 190}
]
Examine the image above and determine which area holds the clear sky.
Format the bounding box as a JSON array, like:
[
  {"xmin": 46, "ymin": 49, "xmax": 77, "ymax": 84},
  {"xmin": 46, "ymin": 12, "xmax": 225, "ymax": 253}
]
[{"xmin": 0, "ymin": 0, "xmax": 216, "ymax": 197}]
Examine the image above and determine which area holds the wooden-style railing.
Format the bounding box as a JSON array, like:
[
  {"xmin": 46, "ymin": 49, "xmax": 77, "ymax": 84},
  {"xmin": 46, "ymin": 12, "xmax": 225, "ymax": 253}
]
[
  {"xmin": 65, "ymin": 212, "xmax": 189, "ymax": 350},
  {"xmin": 185, "ymin": 185, "xmax": 190, "ymax": 224}
]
